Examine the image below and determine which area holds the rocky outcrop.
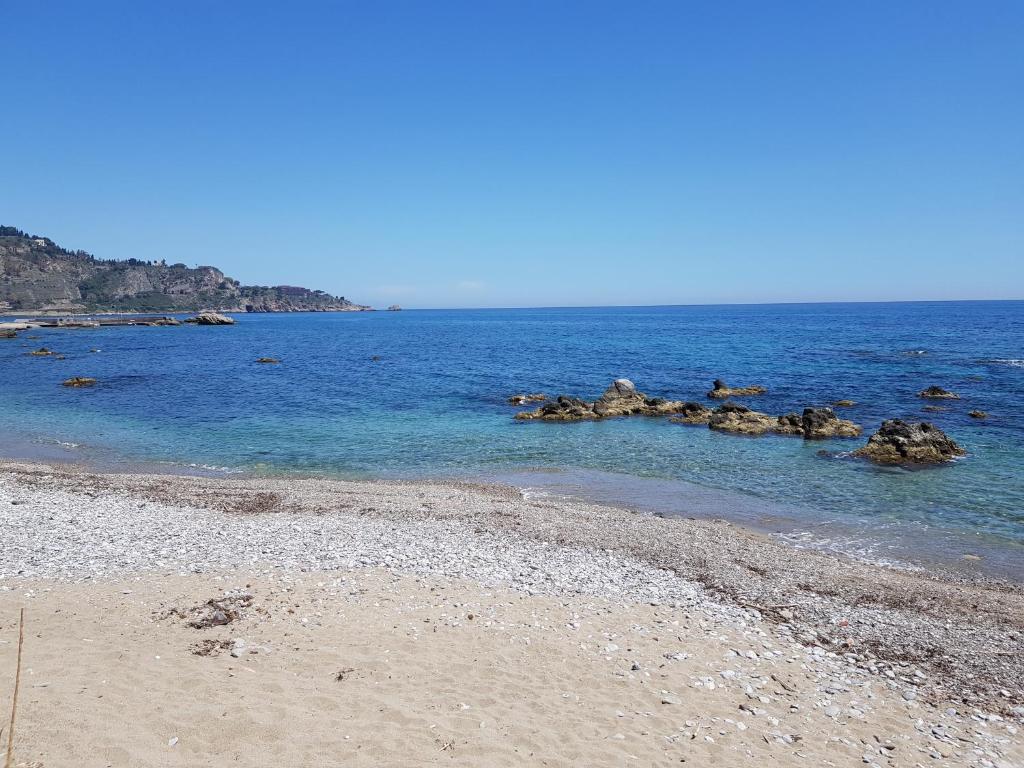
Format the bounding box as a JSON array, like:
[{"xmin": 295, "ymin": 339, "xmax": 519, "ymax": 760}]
[
  {"xmin": 968, "ymin": 410, "xmax": 987, "ymax": 419},
  {"xmin": 1, "ymin": 329, "xmax": 15, "ymax": 339},
  {"xmin": 0, "ymin": 228, "xmax": 368, "ymax": 313},
  {"xmin": 28, "ymin": 347, "xmax": 54, "ymax": 356},
  {"xmin": 62, "ymin": 377, "xmax": 97, "ymax": 387},
  {"xmin": 667, "ymin": 402, "xmax": 713, "ymax": 425},
  {"xmin": 776, "ymin": 408, "xmax": 862, "ymax": 439},
  {"xmin": 706, "ymin": 379, "xmax": 767, "ymax": 399},
  {"xmin": 918, "ymin": 386, "xmax": 960, "ymax": 400},
  {"xmin": 186, "ymin": 312, "xmax": 235, "ymax": 326},
  {"xmin": 515, "ymin": 379, "xmax": 691, "ymax": 421},
  {"xmin": 707, "ymin": 404, "xmax": 777, "ymax": 435},
  {"xmin": 852, "ymin": 420, "xmax": 966, "ymax": 464},
  {"xmin": 387, "ymin": 305, "xmax": 402, "ymax": 311},
  {"xmin": 508, "ymin": 393, "xmax": 546, "ymax": 406}
]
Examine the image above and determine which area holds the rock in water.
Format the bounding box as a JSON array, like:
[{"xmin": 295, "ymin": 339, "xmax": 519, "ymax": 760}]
[
  {"xmin": 833, "ymin": 399, "xmax": 856, "ymax": 407},
  {"xmin": 186, "ymin": 312, "xmax": 235, "ymax": 325},
  {"xmin": 668, "ymin": 402, "xmax": 713, "ymax": 425},
  {"xmin": 706, "ymin": 379, "xmax": 767, "ymax": 399},
  {"xmin": 776, "ymin": 407, "xmax": 862, "ymax": 439},
  {"xmin": 853, "ymin": 419, "xmax": 966, "ymax": 464},
  {"xmin": 62, "ymin": 377, "xmax": 97, "ymax": 388},
  {"xmin": 507, "ymin": 393, "xmax": 547, "ymax": 406},
  {"xmin": 707, "ymin": 404, "xmax": 777, "ymax": 435},
  {"xmin": 256, "ymin": 357, "xmax": 281, "ymax": 364},
  {"xmin": 29, "ymin": 347, "xmax": 55, "ymax": 356},
  {"xmin": 968, "ymin": 410, "xmax": 987, "ymax": 419},
  {"xmin": 515, "ymin": 379, "xmax": 692, "ymax": 421},
  {"xmin": 918, "ymin": 386, "xmax": 960, "ymax": 400}
]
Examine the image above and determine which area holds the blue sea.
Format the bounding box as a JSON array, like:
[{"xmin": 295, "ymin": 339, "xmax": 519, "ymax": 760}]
[{"xmin": 2, "ymin": 302, "xmax": 1022, "ymax": 579}]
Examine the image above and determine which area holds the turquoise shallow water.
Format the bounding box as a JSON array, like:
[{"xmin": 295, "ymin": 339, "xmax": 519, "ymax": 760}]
[{"xmin": 1, "ymin": 302, "xmax": 1022, "ymax": 578}]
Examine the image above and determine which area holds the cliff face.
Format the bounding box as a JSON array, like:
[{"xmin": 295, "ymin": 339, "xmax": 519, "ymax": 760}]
[{"xmin": 0, "ymin": 228, "xmax": 368, "ymax": 313}]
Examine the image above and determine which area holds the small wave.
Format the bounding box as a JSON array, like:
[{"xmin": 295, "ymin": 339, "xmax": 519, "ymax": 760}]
[
  {"xmin": 979, "ymin": 358, "xmax": 1024, "ymax": 368},
  {"xmin": 902, "ymin": 350, "xmax": 928, "ymax": 355}
]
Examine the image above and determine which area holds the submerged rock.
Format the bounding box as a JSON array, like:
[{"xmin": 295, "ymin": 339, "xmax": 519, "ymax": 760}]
[
  {"xmin": 968, "ymin": 410, "xmax": 987, "ymax": 419},
  {"xmin": 707, "ymin": 379, "xmax": 767, "ymax": 399},
  {"xmin": 516, "ymin": 379, "xmax": 690, "ymax": 421},
  {"xmin": 507, "ymin": 393, "xmax": 547, "ymax": 406},
  {"xmin": 922, "ymin": 405, "xmax": 947, "ymax": 413},
  {"xmin": 708, "ymin": 404, "xmax": 777, "ymax": 435},
  {"xmin": 185, "ymin": 312, "xmax": 235, "ymax": 326},
  {"xmin": 62, "ymin": 377, "xmax": 97, "ymax": 387},
  {"xmin": 832, "ymin": 399, "xmax": 856, "ymax": 407},
  {"xmin": 256, "ymin": 357, "xmax": 281, "ymax": 364},
  {"xmin": 918, "ymin": 386, "xmax": 960, "ymax": 400},
  {"xmin": 852, "ymin": 419, "xmax": 966, "ymax": 464},
  {"xmin": 668, "ymin": 402, "xmax": 713, "ymax": 425},
  {"xmin": 777, "ymin": 407, "xmax": 862, "ymax": 439}
]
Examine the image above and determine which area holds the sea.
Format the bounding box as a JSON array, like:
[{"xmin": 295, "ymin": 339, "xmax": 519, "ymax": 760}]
[{"xmin": 2, "ymin": 302, "xmax": 1022, "ymax": 580}]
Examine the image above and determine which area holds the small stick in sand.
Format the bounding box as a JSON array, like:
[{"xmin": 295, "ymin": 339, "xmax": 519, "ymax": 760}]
[{"xmin": 4, "ymin": 608, "xmax": 25, "ymax": 768}]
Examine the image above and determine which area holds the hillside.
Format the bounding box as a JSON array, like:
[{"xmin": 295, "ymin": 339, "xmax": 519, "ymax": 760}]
[{"xmin": 0, "ymin": 226, "xmax": 369, "ymax": 313}]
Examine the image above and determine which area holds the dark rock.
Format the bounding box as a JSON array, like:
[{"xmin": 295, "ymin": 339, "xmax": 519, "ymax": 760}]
[
  {"xmin": 516, "ymin": 379, "xmax": 692, "ymax": 421},
  {"xmin": 186, "ymin": 312, "xmax": 235, "ymax": 325},
  {"xmin": 708, "ymin": 404, "xmax": 777, "ymax": 435},
  {"xmin": 852, "ymin": 419, "xmax": 966, "ymax": 464},
  {"xmin": 256, "ymin": 357, "xmax": 281, "ymax": 364},
  {"xmin": 968, "ymin": 410, "xmax": 987, "ymax": 419},
  {"xmin": 707, "ymin": 379, "xmax": 767, "ymax": 399},
  {"xmin": 28, "ymin": 347, "xmax": 54, "ymax": 356},
  {"xmin": 62, "ymin": 377, "xmax": 97, "ymax": 388},
  {"xmin": 918, "ymin": 386, "xmax": 960, "ymax": 400},
  {"xmin": 508, "ymin": 393, "xmax": 547, "ymax": 406},
  {"xmin": 833, "ymin": 399, "xmax": 856, "ymax": 407},
  {"xmin": 922, "ymin": 405, "xmax": 946, "ymax": 413},
  {"xmin": 795, "ymin": 407, "xmax": 862, "ymax": 439},
  {"xmin": 668, "ymin": 402, "xmax": 713, "ymax": 425}
]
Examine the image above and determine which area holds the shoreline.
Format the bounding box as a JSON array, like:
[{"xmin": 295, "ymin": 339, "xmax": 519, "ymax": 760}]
[
  {"xmin": 2, "ymin": 458, "xmax": 1022, "ymax": 765},
  {"xmin": 2, "ymin": 459, "xmax": 1022, "ymax": 706},
  {"xmin": 5, "ymin": 432, "xmax": 1022, "ymax": 584}
]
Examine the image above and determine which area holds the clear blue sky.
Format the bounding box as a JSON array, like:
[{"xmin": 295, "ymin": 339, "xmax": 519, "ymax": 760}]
[{"xmin": 2, "ymin": 2, "xmax": 1021, "ymax": 308}]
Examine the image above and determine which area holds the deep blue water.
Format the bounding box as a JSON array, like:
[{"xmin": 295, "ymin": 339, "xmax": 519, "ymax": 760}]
[{"xmin": 2, "ymin": 302, "xmax": 1023, "ymax": 578}]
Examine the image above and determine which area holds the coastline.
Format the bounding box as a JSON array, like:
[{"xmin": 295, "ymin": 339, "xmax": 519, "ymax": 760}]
[{"xmin": 3, "ymin": 460, "xmax": 1022, "ymax": 695}]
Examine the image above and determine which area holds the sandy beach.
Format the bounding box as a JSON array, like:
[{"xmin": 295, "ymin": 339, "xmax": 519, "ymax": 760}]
[{"xmin": 1, "ymin": 459, "xmax": 1022, "ymax": 767}]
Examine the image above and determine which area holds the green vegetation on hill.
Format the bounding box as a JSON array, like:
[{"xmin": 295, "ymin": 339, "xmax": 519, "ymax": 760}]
[{"xmin": 0, "ymin": 227, "xmax": 368, "ymax": 313}]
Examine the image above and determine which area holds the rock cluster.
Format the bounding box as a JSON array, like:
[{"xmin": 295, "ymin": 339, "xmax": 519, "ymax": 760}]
[
  {"xmin": 515, "ymin": 379, "xmax": 691, "ymax": 421},
  {"xmin": 918, "ymin": 386, "xmax": 960, "ymax": 400},
  {"xmin": 706, "ymin": 379, "xmax": 767, "ymax": 399},
  {"xmin": 29, "ymin": 347, "xmax": 55, "ymax": 356},
  {"xmin": 186, "ymin": 312, "xmax": 235, "ymax": 325},
  {"xmin": 853, "ymin": 420, "xmax": 966, "ymax": 464}
]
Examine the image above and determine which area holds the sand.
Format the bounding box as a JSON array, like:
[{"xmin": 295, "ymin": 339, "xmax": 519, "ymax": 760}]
[
  {"xmin": 0, "ymin": 460, "xmax": 1022, "ymax": 766},
  {"xmin": 2, "ymin": 570, "xmax": 1020, "ymax": 768}
]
